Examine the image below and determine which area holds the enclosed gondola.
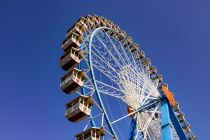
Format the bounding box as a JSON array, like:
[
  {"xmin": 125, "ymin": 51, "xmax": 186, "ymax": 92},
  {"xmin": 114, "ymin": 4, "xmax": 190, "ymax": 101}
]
[
  {"xmin": 66, "ymin": 22, "xmax": 88, "ymax": 37},
  {"xmin": 136, "ymin": 50, "xmax": 145, "ymax": 60},
  {"xmin": 173, "ymin": 102, "xmax": 180, "ymax": 112},
  {"xmin": 177, "ymin": 113, "xmax": 185, "ymax": 123},
  {"xmin": 60, "ymin": 47, "xmax": 84, "ymax": 71},
  {"xmin": 62, "ymin": 32, "xmax": 83, "ymax": 52},
  {"xmin": 149, "ymin": 66, "xmax": 157, "ymax": 75},
  {"xmin": 182, "ymin": 124, "xmax": 191, "ymax": 132},
  {"xmin": 75, "ymin": 127, "xmax": 105, "ymax": 140},
  {"xmin": 129, "ymin": 43, "xmax": 139, "ymax": 53},
  {"xmin": 60, "ymin": 68, "xmax": 86, "ymax": 94},
  {"xmin": 65, "ymin": 95, "xmax": 93, "ymax": 122},
  {"xmin": 141, "ymin": 58, "xmax": 151, "ymax": 68}
]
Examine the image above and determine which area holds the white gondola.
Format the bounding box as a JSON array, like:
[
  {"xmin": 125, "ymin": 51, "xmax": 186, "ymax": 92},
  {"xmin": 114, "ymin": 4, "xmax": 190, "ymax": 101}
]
[
  {"xmin": 60, "ymin": 47, "xmax": 84, "ymax": 71},
  {"xmin": 75, "ymin": 127, "xmax": 105, "ymax": 140},
  {"xmin": 107, "ymin": 20, "xmax": 114, "ymax": 28},
  {"xmin": 149, "ymin": 66, "xmax": 157, "ymax": 75},
  {"xmin": 152, "ymin": 74, "xmax": 163, "ymax": 86},
  {"xmin": 60, "ymin": 68, "xmax": 86, "ymax": 94},
  {"xmin": 65, "ymin": 95, "xmax": 93, "ymax": 122},
  {"xmin": 141, "ymin": 58, "xmax": 151, "ymax": 71},
  {"xmin": 62, "ymin": 32, "xmax": 83, "ymax": 52},
  {"xmin": 188, "ymin": 135, "xmax": 196, "ymax": 140},
  {"xmin": 141, "ymin": 58, "xmax": 151, "ymax": 67},
  {"xmin": 89, "ymin": 16, "xmax": 100, "ymax": 28},
  {"xmin": 119, "ymin": 30, "xmax": 127, "ymax": 38},
  {"xmin": 129, "ymin": 43, "xmax": 139, "ymax": 52},
  {"xmin": 136, "ymin": 50, "xmax": 145, "ymax": 60},
  {"xmin": 66, "ymin": 22, "xmax": 88, "ymax": 37},
  {"xmin": 177, "ymin": 113, "xmax": 185, "ymax": 123},
  {"xmin": 126, "ymin": 37, "xmax": 133, "ymax": 46},
  {"xmin": 182, "ymin": 124, "xmax": 191, "ymax": 132},
  {"xmin": 99, "ymin": 16, "xmax": 108, "ymax": 26},
  {"xmin": 84, "ymin": 16, "xmax": 95, "ymax": 29},
  {"xmin": 113, "ymin": 25, "xmax": 120, "ymax": 31},
  {"xmin": 173, "ymin": 102, "xmax": 180, "ymax": 112}
]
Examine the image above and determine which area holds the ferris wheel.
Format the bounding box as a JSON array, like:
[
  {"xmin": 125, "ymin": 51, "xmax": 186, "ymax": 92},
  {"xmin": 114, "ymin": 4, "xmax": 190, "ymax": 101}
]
[{"xmin": 59, "ymin": 15, "xmax": 196, "ymax": 140}]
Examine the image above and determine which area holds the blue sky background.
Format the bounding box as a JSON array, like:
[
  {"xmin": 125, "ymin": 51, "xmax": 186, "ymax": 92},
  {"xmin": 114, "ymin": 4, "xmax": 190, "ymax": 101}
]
[{"xmin": 0, "ymin": 0, "xmax": 210, "ymax": 139}]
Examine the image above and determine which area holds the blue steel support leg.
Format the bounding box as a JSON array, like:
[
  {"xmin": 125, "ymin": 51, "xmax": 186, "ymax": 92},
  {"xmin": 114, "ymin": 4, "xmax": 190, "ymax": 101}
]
[
  {"xmin": 168, "ymin": 102, "xmax": 188, "ymax": 140},
  {"xmin": 129, "ymin": 118, "xmax": 137, "ymax": 140},
  {"xmin": 161, "ymin": 98, "xmax": 173, "ymax": 140}
]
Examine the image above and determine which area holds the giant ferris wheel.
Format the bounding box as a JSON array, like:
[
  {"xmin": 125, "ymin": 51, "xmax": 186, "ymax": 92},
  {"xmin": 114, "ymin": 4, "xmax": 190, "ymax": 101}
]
[{"xmin": 59, "ymin": 15, "xmax": 196, "ymax": 140}]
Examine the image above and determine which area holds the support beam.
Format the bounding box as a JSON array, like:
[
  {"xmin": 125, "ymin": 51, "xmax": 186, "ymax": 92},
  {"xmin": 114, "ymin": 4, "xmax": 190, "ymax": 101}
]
[
  {"xmin": 129, "ymin": 119, "xmax": 137, "ymax": 140},
  {"xmin": 168, "ymin": 102, "xmax": 188, "ymax": 140},
  {"xmin": 161, "ymin": 98, "xmax": 173, "ymax": 140}
]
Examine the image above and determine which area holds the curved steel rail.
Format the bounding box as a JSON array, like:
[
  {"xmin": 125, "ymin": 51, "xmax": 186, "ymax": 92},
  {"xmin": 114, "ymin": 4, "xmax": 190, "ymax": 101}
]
[{"xmin": 88, "ymin": 26, "xmax": 121, "ymax": 139}]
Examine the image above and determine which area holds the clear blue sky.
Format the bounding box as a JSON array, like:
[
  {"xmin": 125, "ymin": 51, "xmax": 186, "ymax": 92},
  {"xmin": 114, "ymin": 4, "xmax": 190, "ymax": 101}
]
[{"xmin": 0, "ymin": 0, "xmax": 210, "ymax": 139}]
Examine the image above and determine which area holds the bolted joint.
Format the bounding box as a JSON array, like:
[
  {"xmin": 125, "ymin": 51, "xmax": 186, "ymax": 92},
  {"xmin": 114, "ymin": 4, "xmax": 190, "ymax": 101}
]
[{"xmin": 161, "ymin": 123, "xmax": 172, "ymax": 129}]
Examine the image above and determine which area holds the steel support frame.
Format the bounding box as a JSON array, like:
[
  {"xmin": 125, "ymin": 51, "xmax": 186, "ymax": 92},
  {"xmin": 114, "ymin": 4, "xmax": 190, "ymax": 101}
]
[
  {"xmin": 168, "ymin": 100, "xmax": 188, "ymax": 140},
  {"xmin": 161, "ymin": 96, "xmax": 188, "ymax": 140},
  {"xmin": 161, "ymin": 97, "xmax": 173, "ymax": 140},
  {"xmin": 129, "ymin": 119, "xmax": 137, "ymax": 140}
]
